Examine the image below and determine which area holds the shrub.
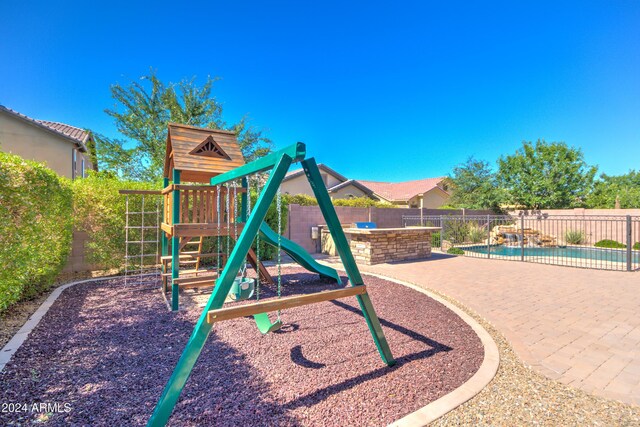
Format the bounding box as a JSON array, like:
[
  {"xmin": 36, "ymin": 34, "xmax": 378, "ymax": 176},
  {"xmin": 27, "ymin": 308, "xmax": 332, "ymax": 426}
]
[
  {"xmin": 431, "ymin": 231, "xmax": 441, "ymax": 248},
  {"xmin": 333, "ymin": 196, "xmax": 392, "ymax": 208},
  {"xmin": 447, "ymin": 247, "xmax": 465, "ymax": 255},
  {"xmin": 634, "ymin": 242, "xmax": 640, "ymax": 251},
  {"xmin": 442, "ymin": 219, "xmax": 469, "ymax": 244},
  {"xmin": 282, "ymin": 193, "xmax": 317, "ymax": 206},
  {"xmin": 467, "ymin": 224, "xmax": 486, "ymax": 243},
  {"xmin": 565, "ymin": 229, "xmax": 586, "ymax": 245},
  {"xmin": 594, "ymin": 239, "xmax": 626, "ymax": 249},
  {"xmin": 0, "ymin": 153, "xmax": 73, "ymax": 312}
]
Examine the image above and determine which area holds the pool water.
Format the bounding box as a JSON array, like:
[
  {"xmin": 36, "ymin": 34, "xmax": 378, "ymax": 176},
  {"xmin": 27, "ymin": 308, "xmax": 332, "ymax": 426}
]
[{"xmin": 463, "ymin": 245, "xmax": 640, "ymax": 263}]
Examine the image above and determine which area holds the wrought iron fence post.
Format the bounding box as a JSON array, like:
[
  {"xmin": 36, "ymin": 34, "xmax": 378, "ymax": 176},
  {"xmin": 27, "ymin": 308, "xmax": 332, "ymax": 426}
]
[
  {"xmin": 487, "ymin": 214, "xmax": 491, "ymax": 259},
  {"xmin": 627, "ymin": 215, "xmax": 632, "ymax": 272},
  {"xmin": 441, "ymin": 215, "xmax": 445, "ymax": 252},
  {"xmin": 520, "ymin": 213, "xmax": 525, "ymax": 262}
]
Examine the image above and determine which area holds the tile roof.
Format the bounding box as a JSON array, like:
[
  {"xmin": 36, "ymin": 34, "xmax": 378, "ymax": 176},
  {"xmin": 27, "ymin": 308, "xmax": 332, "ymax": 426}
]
[
  {"xmin": 36, "ymin": 121, "xmax": 90, "ymax": 145},
  {"xmin": 0, "ymin": 105, "xmax": 90, "ymax": 151},
  {"xmin": 357, "ymin": 177, "xmax": 447, "ymax": 202}
]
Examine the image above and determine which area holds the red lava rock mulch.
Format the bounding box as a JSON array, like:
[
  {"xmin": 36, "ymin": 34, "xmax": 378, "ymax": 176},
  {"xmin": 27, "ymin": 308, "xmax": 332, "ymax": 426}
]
[{"xmin": 0, "ymin": 268, "xmax": 483, "ymax": 426}]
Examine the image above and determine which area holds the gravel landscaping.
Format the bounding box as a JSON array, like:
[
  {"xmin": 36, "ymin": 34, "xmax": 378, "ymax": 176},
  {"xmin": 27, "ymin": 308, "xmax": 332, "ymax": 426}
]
[{"xmin": 0, "ymin": 268, "xmax": 483, "ymax": 426}]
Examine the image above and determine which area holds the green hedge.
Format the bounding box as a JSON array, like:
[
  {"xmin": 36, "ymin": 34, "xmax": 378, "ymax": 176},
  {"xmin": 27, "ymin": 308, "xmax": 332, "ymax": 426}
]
[
  {"xmin": 72, "ymin": 172, "xmax": 159, "ymax": 269},
  {"xmin": 0, "ymin": 153, "xmax": 73, "ymax": 311},
  {"xmin": 283, "ymin": 193, "xmax": 393, "ymax": 208}
]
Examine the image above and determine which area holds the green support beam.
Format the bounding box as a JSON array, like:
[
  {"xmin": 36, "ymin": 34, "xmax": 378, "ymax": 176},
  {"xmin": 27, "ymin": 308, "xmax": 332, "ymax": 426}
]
[
  {"xmin": 301, "ymin": 158, "xmax": 395, "ymax": 366},
  {"xmin": 210, "ymin": 142, "xmax": 305, "ymax": 186},
  {"xmin": 171, "ymin": 169, "xmax": 181, "ymax": 311},
  {"xmin": 147, "ymin": 154, "xmax": 293, "ymax": 427}
]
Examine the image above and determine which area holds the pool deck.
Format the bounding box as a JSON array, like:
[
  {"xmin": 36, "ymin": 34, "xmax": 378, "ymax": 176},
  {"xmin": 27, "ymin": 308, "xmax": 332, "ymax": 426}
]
[{"xmin": 322, "ymin": 254, "xmax": 640, "ymax": 405}]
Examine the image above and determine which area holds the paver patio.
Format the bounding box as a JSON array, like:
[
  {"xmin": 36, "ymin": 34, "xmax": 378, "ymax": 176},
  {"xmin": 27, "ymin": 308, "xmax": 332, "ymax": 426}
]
[{"xmin": 323, "ymin": 254, "xmax": 640, "ymax": 406}]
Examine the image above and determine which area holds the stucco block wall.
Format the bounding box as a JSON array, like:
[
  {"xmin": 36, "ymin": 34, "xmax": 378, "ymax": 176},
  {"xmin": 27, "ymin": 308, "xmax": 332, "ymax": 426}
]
[
  {"xmin": 288, "ymin": 204, "xmax": 493, "ymax": 252},
  {"xmin": 62, "ymin": 231, "xmax": 99, "ymax": 273},
  {"xmin": 287, "ymin": 205, "xmax": 370, "ymax": 252}
]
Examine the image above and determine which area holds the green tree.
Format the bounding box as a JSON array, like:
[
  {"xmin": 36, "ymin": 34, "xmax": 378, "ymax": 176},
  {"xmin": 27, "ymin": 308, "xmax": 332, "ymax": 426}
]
[
  {"xmin": 98, "ymin": 71, "xmax": 272, "ymax": 181},
  {"xmin": 497, "ymin": 140, "xmax": 597, "ymax": 209},
  {"xmin": 448, "ymin": 157, "xmax": 505, "ymax": 211},
  {"xmin": 586, "ymin": 171, "xmax": 640, "ymax": 208}
]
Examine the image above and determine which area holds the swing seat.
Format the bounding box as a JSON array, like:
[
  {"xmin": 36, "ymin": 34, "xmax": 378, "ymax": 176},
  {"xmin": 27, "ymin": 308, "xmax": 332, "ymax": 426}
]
[
  {"xmin": 253, "ymin": 313, "xmax": 283, "ymax": 334},
  {"xmin": 227, "ymin": 277, "xmax": 255, "ymax": 301}
]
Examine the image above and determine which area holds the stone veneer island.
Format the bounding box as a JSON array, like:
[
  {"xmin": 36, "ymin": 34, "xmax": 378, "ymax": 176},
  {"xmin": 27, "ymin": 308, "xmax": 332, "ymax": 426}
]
[{"xmin": 343, "ymin": 227, "xmax": 441, "ymax": 265}]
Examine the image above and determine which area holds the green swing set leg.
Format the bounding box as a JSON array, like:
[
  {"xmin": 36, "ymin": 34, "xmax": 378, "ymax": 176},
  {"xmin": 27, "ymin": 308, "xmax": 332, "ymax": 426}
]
[
  {"xmin": 302, "ymin": 158, "xmax": 395, "ymax": 366},
  {"xmin": 147, "ymin": 154, "xmax": 293, "ymax": 427},
  {"xmin": 171, "ymin": 170, "xmax": 181, "ymax": 311}
]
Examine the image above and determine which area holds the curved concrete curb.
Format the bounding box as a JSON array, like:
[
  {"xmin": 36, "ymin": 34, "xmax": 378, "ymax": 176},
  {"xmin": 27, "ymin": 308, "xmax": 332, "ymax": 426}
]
[
  {"xmin": 359, "ymin": 272, "xmax": 500, "ymax": 427},
  {"xmin": 1, "ymin": 270, "xmax": 499, "ymax": 426},
  {"xmin": 0, "ymin": 274, "xmax": 151, "ymax": 372}
]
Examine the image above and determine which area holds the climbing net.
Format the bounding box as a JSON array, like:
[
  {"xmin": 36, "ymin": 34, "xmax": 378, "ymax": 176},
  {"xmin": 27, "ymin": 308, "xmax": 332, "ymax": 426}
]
[{"xmin": 123, "ymin": 192, "xmax": 162, "ymax": 286}]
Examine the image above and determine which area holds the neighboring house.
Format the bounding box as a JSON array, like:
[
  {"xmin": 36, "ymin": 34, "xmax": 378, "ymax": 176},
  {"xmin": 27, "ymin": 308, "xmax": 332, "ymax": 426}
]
[
  {"xmin": 281, "ymin": 163, "xmax": 450, "ymax": 208},
  {"xmin": 0, "ymin": 105, "xmax": 95, "ymax": 179},
  {"xmin": 357, "ymin": 178, "xmax": 450, "ymax": 208}
]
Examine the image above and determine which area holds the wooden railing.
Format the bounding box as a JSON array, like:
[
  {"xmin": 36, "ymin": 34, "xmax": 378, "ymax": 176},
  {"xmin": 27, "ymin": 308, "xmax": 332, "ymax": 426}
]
[{"xmin": 161, "ymin": 185, "xmax": 246, "ymax": 236}]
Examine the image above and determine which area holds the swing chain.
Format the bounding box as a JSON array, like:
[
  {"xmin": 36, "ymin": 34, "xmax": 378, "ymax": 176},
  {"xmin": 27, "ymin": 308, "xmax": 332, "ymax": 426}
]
[
  {"xmin": 226, "ymin": 184, "xmax": 230, "ymax": 260},
  {"xmin": 253, "ymin": 175, "xmax": 261, "ymax": 300},
  {"xmin": 216, "ymin": 184, "xmax": 221, "ymax": 271},
  {"xmin": 276, "ymin": 186, "xmax": 282, "ymax": 319}
]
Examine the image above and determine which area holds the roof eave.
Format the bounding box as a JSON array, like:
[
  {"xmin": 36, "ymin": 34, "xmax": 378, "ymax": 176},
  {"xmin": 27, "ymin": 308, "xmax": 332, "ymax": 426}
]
[{"xmin": 0, "ymin": 106, "xmax": 89, "ymax": 152}]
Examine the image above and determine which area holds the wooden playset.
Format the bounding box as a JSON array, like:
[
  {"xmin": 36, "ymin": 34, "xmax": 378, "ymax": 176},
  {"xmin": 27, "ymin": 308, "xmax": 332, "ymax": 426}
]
[{"xmin": 142, "ymin": 123, "xmax": 394, "ymax": 426}]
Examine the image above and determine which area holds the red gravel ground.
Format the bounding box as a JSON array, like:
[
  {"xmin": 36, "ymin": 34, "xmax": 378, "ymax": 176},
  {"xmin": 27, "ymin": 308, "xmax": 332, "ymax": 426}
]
[{"xmin": 0, "ymin": 268, "xmax": 483, "ymax": 426}]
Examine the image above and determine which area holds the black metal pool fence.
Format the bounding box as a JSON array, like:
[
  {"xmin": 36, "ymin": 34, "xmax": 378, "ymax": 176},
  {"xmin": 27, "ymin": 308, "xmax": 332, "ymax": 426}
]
[{"xmin": 402, "ymin": 214, "xmax": 640, "ymax": 271}]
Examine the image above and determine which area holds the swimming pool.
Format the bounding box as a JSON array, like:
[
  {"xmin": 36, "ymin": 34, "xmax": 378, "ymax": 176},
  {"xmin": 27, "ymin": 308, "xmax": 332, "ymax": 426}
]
[{"xmin": 463, "ymin": 245, "xmax": 640, "ymax": 264}]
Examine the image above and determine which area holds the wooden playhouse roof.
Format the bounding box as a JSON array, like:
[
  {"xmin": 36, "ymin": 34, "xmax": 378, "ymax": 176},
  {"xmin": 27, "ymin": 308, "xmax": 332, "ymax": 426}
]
[{"xmin": 164, "ymin": 123, "xmax": 245, "ymax": 182}]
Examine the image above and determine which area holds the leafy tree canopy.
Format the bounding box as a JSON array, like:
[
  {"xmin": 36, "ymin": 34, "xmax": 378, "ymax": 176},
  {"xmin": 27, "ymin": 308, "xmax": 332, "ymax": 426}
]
[
  {"xmin": 497, "ymin": 140, "xmax": 597, "ymax": 209},
  {"xmin": 585, "ymin": 171, "xmax": 640, "ymax": 208},
  {"xmin": 447, "ymin": 157, "xmax": 505, "ymax": 211},
  {"xmin": 97, "ymin": 71, "xmax": 272, "ymax": 181}
]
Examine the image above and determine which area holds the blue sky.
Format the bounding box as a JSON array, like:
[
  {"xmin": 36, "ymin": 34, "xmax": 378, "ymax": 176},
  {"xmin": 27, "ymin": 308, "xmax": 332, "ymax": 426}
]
[{"xmin": 1, "ymin": 1, "xmax": 638, "ymax": 181}]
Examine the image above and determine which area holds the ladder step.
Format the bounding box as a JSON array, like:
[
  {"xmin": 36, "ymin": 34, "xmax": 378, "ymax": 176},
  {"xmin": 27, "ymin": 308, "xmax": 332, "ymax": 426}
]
[{"xmin": 207, "ymin": 286, "xmax": 367, "ymax": 323}]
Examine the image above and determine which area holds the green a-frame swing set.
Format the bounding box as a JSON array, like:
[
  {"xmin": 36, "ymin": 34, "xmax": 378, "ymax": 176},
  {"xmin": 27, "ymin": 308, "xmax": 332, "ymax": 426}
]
[{"xmin": 149, "ymin": 125, "xmax": 394, "ymax": 426}]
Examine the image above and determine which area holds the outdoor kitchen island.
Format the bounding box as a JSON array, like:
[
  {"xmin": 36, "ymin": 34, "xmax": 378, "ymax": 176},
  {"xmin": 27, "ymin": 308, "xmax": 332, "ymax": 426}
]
[{"xmin": 343, "ymin": 226, "xmax": 441, "ymax": 265}]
